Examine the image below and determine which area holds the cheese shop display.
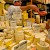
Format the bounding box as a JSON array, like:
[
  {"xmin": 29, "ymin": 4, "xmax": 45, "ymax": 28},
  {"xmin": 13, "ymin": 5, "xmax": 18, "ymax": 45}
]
[
  {"xmin": 0, "ymin": 23, "xmax": 50, "ymax": 50},
  {"xmin": 0, "ymin": 2, "xmax": 50, "ymax": 50}
]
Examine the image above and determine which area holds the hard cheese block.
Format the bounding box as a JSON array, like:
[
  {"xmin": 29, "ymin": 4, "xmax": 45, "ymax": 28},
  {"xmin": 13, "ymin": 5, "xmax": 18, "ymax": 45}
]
[
  {"xmin": 15, "ymin": 26, "xmax": 23, "ymax": 32},
  {"xmin": 15, "ymin": 31, "xmax": 24, "ymax": 44},
  {"xmin": 22, "ymin": 11, "xmax": 28, "ymax": 20},
  {"xmin": 8, "ymin": 43, "xmax": 16, "ymax": 50},
  {"xmin": 36, "ymin": 42, "xmax": 49, "ymax": 50},
  {"xmin": 4, "ymin": 39, "xmax": 13, "ymax": 47},
  {"xmin": 0, "ymin": 3, "xmax": 4, "ymax": 16}
]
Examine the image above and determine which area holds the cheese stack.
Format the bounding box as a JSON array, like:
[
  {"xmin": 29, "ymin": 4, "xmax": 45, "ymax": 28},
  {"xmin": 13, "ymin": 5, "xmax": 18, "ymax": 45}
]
[
  {"xmin": 24, "ymin": 30, "xmax": 34, "ymax": 44},
  {"xmin": 15, "ymin": 30, "xmax": 24, "ymax": 44}
]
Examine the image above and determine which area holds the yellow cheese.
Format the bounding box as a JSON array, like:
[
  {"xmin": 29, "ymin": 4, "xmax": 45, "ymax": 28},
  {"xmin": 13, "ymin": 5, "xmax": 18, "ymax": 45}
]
[
  {"xmin": 24, "ymin": 30, "xmax": 33, "ymax": 36},
  {"xmin": 0, "ymin": 39, "xmax": 3, "ymax": 46},
  {"xmin": 8, "ymin": 43, "xmax": 16, "ymax": 50},
  {"xmin": 15, "ymin": 26, "xmax": 22, "ymax": 32},
  {"xmin": 34, "ymin": 33, "xmax": 46, "ymax": 45},
  {"xmin": 0, "ymin": 3, "xmax": 4, "ymax": 16},
  {"xmin": 23, "ymin": 27, "xmax": 31, "ymax": 30},
  {"xmin": 25, "ymin": 35, "xmax": 34, "ymax": 43},
  {"xmin": 28, "ymin": 18, "xmax": 35, "ymax": 23},
  {"xmin": 36, "ymin": 42, "xmax": 49, "ymax": 50},
  {"xmin": 25, "ymin": 35, "xmax": 31, "ymax": 40},
  {"xmin": 22, "ymin": 11, "xmax": 28, "ymax": 20},
  {"xmin": 0, "ymin": 37, "xmax": 5, "ymax": 46},
  {"xmin": 16, "ymin": 19, "xmax": 22, "ymax": 26},
  {"xmin": 23, "ymin": 21, "xmax": 27, "ymax": 27},
  {"xmin": 4, "ymin": 39, "xmax": 13, "ymax": 47},
  {"xmin": 1, "ymin": 21, "xmax": 5, "ymax": 28},
  {"xmin": 34, "ymin": 35, "xmax": 40, "ymax": 45},
  {"xmin": 4, "ymin": 21, "xmax": 9, "ymax": 28},
  {"xmin": 15, "ymin": 31, "xmax": 24, "ymax": 44}
]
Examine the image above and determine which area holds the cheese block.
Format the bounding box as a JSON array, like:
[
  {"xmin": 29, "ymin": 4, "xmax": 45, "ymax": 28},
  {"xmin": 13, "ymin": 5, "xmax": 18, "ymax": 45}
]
[
  {"xmin": 23, "ymin": 21, "xmax": 27, "ymax": 27},
  {"xmin": 4, "ymin": 21, "xmax": 9, "ymax": 28},
  {"xmin": 25, "ymin": 35, "xmax": 31, "ymax": 40},
  {"xmin": 16, "ymin": 19, "xmax": 22, "ymax": 26},
  {"xmin": 15, "ymin": 26, "xmax": 23, "ymax": 32},
  {"xmin": 0, "ymin": 45, "xmax": 7, "ymax": 50},
  {"xmin": 0, "ymin": 3, "xmax": 4, "ymax": 16},
  {"xmin": 15, "ymin": 31, "xmax": 24, "ymax": 44},
  {"xmin": 23, "ymin": 27, "xmax": 31, "ymax": 30},
  {"xmin": 0, "ymin": 37, "xmax": 3, "ymax": 46},
  {"xmin": 34, "ymin": 35, "xmax": 40, "ymax": 45},
  {"xmin": 28, "ymin": 18, "xmax": 35, "ymax": 23},
  {"xmin": 32, "ymin": 24, "xmax": 40, "ymax": 33},
  {"xmin": 24, "ymin": 35, "xmax": 34, "ymax": 43},
  {"xmin": 36, "ymin": 42, "xmax": 49, "ymax": 50},
  {"xmin": 4, "ymin": 39, "xmax": 13, "ymax": 47},
  {"xmin": 8, "ymin": 43, "xmax": 16, "ymax": 50},
  {"xmin": 22, "ymin": 11, "xmax": 28, "ymax": 20},
  {"xmin": 24, "ymin": 30, "xmax": 33, "ymax": 36},
  {"xmin": 6, "ymin": 34, "xmax": 13, "ymax": 39},
  {"xmin": 1, "ymin": 21, "xmax": 5, "ymax": 28}
]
